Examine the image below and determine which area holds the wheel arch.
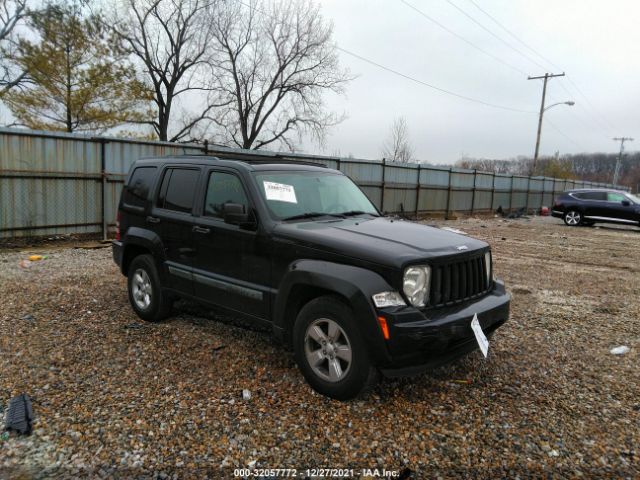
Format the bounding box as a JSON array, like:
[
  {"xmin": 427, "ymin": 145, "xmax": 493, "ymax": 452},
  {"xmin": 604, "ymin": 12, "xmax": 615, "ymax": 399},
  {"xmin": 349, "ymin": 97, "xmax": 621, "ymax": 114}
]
[
  {"xmin": 121, "ymin": 227, "xmax": 166, "ymax": 277},
  {"xmin": 273, "ymin": 260, "xmax": 394, "ymax": 365}
]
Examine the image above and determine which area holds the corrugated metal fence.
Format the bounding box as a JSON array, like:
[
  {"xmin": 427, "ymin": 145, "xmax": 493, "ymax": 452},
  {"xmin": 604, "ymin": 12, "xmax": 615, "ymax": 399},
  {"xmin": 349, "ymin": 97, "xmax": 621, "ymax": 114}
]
[{"xmin": 0, "ymin": 127, "xmax": 628, "ymax": 239}]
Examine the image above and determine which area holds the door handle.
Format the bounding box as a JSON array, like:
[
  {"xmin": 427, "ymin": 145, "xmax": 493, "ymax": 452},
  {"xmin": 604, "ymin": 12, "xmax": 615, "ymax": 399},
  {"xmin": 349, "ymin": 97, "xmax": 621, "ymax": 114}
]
[
  {"xmin": 146, "ymin": 216, "xmax": 160, "ymax": 224},
  {"xmin": 193, "ymin": 226, "xmax": 210, "ymax": 234}
]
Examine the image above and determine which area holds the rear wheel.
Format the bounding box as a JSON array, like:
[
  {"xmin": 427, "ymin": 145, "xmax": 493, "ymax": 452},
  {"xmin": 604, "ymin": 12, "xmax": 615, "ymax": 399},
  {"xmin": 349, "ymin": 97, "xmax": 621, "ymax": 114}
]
[
  {"xmin": 564, "ymin": 210, "xmax": 582, "ymax": 226},
  {"xmin": 293, "ymin": 296, "xmax": 378, "ymax": 400},
  {"xmin": 127, "ymin": 254, "xmax": 173, "ymax": 322}
]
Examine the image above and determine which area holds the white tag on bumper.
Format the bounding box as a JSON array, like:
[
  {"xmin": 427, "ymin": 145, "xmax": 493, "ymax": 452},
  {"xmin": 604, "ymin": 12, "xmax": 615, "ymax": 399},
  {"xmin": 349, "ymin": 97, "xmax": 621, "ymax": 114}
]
[{"xmin": 470, "ymin": 313, "xmax": 489, "ymax": 358}]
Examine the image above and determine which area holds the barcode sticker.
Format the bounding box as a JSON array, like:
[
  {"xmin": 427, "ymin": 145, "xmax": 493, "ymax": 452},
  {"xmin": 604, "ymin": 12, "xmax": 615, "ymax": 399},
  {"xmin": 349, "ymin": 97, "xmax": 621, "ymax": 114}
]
[{"xmin": 263, "ymin": 181, "xmax": 297, "ymax": 203}]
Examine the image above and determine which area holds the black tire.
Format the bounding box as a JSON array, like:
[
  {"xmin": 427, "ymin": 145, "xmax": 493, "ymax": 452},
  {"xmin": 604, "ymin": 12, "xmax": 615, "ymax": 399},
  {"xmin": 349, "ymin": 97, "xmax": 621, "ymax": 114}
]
[
  {"xmin": 293, "ymin": 295, "xmax": 379, "ymax": 400},
  {"xmin": 563, "ymin": 210, "xmax": 582, "ymax": 226},
  {"xmin": 127, "ymin": 254, "xmax": 173, "ymax": 322}
]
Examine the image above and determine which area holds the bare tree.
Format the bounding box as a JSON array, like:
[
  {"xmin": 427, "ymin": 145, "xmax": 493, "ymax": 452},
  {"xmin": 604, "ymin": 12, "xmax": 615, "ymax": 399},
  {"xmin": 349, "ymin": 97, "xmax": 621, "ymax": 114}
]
[
  {"xmin": 382, "ymin": 116, "xmax": 414, "ymax": 163},
  {"xmin": 0, "ymin": 0, "xmax": 28, "ymax": 96},
  {"xmin": 204, "ymin": 0, "xmax": 351, "ymax": 150},
  {"xmin": 111, "ymin": 0, "xmax": 226, "ymax": 141}
]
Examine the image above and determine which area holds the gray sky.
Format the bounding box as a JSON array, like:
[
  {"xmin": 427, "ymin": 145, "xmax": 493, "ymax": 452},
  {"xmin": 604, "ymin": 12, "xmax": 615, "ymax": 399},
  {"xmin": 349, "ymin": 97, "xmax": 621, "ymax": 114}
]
[{"xmin": 307, "ymin": 0, "xmax": 640, "ymax": 163}]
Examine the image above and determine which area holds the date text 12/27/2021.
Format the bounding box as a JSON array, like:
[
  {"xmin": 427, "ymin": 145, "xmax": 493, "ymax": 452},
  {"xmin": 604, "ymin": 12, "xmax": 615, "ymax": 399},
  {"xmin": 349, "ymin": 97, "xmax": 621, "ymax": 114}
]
[{"xmin": 233, "ymin": 467, "xmax": 403, "ymax": 478}]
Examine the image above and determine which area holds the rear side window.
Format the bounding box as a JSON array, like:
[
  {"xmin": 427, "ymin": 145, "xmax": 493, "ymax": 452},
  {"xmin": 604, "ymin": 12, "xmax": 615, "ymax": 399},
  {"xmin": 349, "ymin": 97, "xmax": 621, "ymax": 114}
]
[
  {"xmin": 123, "ymin": 166, "xmax": 157, "ymax": 207},
  {"xmin": 204, "ymin": 171, "xmax": 249, "ymax": 218},
  {"xmin": 607, "ymin": 192, "xmax": 626, "ymax": 202},
  {"xmin": 575, "ymin": 192, "xmax": 606, "ymax": 200},
  {"xmin": 157, "ymin": 168, "xmax": 199, "ymax": 213}
]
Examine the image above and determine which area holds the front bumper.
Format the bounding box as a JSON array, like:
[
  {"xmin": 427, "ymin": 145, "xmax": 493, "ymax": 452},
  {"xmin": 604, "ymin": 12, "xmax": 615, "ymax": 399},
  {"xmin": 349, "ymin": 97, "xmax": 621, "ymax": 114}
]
[{"xmin": 377, "ymin": 280, "xmax": 510, "ymax": 376}]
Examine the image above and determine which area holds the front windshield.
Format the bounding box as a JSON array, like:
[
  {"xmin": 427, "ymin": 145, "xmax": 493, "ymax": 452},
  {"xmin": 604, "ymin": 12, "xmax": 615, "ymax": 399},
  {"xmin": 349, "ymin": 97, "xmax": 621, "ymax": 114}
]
[
  {"xmin": 626, "ymin": 193, "xmax": 640, "ymax": 204},
  {"xmin": 253, "ymin": 171, "xmax": 379, "ymax": 220}
]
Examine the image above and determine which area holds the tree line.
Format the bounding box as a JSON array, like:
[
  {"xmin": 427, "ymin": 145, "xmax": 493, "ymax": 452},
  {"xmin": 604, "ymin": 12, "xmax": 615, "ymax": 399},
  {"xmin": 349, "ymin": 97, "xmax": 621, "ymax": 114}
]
[
  {"xmin": 456, "ymin": 152, "xmax": 640, "ymax": 191},
  {"xmin": 0, "ymin": 0, "xmax": 351, "ymax": 149}
]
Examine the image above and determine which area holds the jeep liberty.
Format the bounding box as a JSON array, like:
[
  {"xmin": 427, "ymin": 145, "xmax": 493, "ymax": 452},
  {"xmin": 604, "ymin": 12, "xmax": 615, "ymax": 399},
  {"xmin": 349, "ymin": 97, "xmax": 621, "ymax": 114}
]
[{"xmin": 112, "ymin": 156, "xmax": 510, "ymax": 399}]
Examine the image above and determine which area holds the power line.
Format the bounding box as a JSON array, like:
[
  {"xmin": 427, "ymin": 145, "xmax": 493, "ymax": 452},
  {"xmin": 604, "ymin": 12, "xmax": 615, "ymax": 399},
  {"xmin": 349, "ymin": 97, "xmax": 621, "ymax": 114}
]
[
  {"xmin": 336, "ymin": 47, "xmax": 536, "ymax": 113},
  {"xmin": 399, "ymin": 0, "xmax": 528, "ymax": 76},
  {"xmin": 545, "ymin": 118, "xmax": 583, "ymax": 150},
  {"xmin": 402, "ymin": 0, "xmax": 608, "ymax": 152},
  {"xmin": 465, "ymin": 0, "xmax": 562, "ymax": 72},
  {"xmin": 564, "ymin": 76, "xmax": 619, "ymax": 134},
  {"xmin": 236, "ymin": 0, "xmax": 535, "ymax": 114},
  {"xmin": 443, "ymin": 0, "xmax": 548, "ymax": 72},
  {"xmin": 463, "ymin": 0, "xmax": 620, "ymax": 139}
]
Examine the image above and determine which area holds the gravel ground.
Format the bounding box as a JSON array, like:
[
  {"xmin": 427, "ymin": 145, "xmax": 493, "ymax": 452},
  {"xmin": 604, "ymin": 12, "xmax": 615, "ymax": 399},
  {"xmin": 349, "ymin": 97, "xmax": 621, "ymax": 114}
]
[{"xmin": 0, "ymin": 216, "xmax": 638, "ymax": 479}]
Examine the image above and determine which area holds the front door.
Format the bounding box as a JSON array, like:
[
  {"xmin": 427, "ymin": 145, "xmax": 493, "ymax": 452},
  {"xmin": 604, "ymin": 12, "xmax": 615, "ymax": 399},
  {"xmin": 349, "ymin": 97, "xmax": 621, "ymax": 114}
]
[
  {"xmin": 192, "ymin": 169, "xmax": 271, "ymax": 319},
  {"xmin": 602, "ymin": 192, "xmax": 637, "ymax": 222}
]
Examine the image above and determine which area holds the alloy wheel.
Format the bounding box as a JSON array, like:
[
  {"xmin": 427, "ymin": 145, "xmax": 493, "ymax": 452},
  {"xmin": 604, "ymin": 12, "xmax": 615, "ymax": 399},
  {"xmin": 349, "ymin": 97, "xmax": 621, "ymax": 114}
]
[
  {"xmin": 565, "ymin": 211, "xmax": 581, "ymax": 225},
  {"xmin": 131, "ymin": 268, "xmax": 152, "ymax": 310},
  {"xmin": 304, "ymin": 318, "xmax": 353, "ymax": 383}
]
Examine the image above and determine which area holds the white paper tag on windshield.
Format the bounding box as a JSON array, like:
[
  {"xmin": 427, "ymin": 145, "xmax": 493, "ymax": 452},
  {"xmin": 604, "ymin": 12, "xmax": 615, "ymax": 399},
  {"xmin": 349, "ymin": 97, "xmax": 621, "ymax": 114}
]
[
  {"xmin": 470, "ymin": 313, "xmax": 489, "ymax": 358},
  {"xmin": 263, "ymin": 181, "xmax": 297, "ymax": 203}
]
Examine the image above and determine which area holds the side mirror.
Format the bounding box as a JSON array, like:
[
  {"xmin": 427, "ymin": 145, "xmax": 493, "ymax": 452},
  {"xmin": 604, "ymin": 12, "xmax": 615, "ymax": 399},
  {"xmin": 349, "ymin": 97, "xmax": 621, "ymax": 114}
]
[
  {"xmin": 622, "ymin": 200, "xmax": 631, "ymax": 207},
  {"xmin": 223, "ymin": 203, "xmax": 256, "ymax": 229}
]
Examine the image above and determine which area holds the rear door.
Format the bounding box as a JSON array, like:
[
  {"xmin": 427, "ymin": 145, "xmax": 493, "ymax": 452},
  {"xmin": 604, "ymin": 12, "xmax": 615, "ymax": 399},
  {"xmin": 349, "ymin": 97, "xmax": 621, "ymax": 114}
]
[
  {"xmin": 191, "ymin": 168, "xmax": 271, "ymax": 319},
  {"xmin": 150, "ymin": 166, "xmax": 202, "ymax": 295},
  {"xmin": 120, "ymin": 165, "xmax": 159, "ymax": 237},
  {"xmin": 577, "ymin": 191, "xmax": 606, "ymax": 217}
]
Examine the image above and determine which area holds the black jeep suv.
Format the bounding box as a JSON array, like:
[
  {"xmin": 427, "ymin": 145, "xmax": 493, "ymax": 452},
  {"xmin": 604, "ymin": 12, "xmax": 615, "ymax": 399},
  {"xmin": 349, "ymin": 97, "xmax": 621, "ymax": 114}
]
[
  {"xmin": 552, "ymin": 189, "xmax": 640, "ymax": 227},
  {"xmin": 113, "ymin": 156, "xmax": 510, "ymax": 399}
]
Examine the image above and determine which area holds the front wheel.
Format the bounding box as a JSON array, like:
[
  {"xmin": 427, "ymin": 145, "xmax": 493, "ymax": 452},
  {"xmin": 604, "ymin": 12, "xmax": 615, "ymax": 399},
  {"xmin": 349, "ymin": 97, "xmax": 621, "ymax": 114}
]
[
  {"xmin": 293, "ymin": 296, "xmax": 378, "ymax": 400},
  {"xmin": 564, "ymin": 210, "xmax": 582, "ymax": 226}
]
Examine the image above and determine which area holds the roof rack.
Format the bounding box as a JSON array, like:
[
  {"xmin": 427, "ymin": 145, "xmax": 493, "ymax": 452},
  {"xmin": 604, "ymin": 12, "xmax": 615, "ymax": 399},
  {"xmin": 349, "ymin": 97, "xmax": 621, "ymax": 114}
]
[{"xmin": 170, "ymin": 153, "xmax": 328, "ymax": 168}]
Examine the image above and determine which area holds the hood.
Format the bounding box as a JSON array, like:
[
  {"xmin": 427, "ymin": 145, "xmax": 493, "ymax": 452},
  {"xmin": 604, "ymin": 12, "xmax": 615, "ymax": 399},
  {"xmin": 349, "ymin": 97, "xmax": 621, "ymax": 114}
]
[{"xmin": 274, "ymin": 217, "xmax": 488, "ymax": 269}]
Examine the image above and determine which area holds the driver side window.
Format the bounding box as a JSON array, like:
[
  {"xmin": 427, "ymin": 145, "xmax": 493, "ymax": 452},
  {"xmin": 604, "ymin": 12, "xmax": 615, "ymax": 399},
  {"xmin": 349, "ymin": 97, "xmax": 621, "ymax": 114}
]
[{"xmin": 204, "ymin": 171, "xmax": 249, "ymax": 218}]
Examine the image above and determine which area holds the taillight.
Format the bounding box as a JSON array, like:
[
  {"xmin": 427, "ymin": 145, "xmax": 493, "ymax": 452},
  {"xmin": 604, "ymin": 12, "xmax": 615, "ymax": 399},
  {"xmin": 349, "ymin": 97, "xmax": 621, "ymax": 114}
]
[{"xmin": 115, "ymin": 211, "xmax": 121, "ymax": 241}]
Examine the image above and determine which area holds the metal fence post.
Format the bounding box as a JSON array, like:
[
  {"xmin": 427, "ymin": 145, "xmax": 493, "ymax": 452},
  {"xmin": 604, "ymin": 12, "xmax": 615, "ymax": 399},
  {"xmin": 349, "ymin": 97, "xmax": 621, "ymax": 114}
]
[
  {"xmin": 445, "ymin": 167, "xmax": 452, "ymax": 220},
  {"xmin": 380, "ymin": 158, "xmax": 386, "ymax": 213},
  {"xmin": 489, "ymin": 172, "xmax": 496, "ymax": 213},
  {"xmin": 525, "ymin": 176, "xmax": 531, "ymax": 214},
  {"xmin": 414, "ymin": 163, "xmax": 421, "ymax": 219},
  {"xmin": 470, "ymin": 169, "xmax": 477, "ymax": 216},
  {"xmin": 508, "ymin": 175, "xmax": 514, "ymax": 213},
  {"xmin": 100, "ymin": 138, "xmax": 107, "ymax": 241}
]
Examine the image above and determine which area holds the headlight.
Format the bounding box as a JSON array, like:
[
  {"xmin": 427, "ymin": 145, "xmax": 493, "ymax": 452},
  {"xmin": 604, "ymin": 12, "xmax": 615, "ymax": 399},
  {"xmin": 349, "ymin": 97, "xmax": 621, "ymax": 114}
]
[
  {"xmin": 372, "ymin": 291, "xmax": 406, "ymax": 308},
  {"xmin": 403, "ymin": 266, "xmax": 431, "ymax": 307},
  {"xmin": 484, "ymin": 251, "xmax": 492, "ymax": 285}
]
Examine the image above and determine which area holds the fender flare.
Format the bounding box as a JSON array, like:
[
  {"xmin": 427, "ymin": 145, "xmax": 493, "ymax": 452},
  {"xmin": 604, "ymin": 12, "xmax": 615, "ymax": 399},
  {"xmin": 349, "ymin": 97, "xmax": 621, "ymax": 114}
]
[
  {"xmin": 273, "ymin": 259, "xmax": 394, "ymax": 365},
  {"xmin": 121, "ymin": 227, "xmax": 166, "ymax": 278}
]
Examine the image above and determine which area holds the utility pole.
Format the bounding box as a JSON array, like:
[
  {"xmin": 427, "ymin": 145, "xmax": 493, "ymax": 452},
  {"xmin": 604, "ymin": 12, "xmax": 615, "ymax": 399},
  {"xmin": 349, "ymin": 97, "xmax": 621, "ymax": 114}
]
[
  {"xmin": 528, "ymin": 72, "xmax": 565, "ymax": 174},
  {"xmin": 612, "ymin": 137, "xmax": 633, "ymax": 186}
]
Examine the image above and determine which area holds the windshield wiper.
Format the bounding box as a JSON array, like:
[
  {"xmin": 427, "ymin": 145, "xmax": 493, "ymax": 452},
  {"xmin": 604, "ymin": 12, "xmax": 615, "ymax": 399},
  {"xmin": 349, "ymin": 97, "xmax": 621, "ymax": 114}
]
[
  {"xmin": 282, "ymin": 212, "xmax": 345, "ymax": 221},
  {"xmin": 338, "ymin": 210, "xmax": 380, "ymax": 217}
]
